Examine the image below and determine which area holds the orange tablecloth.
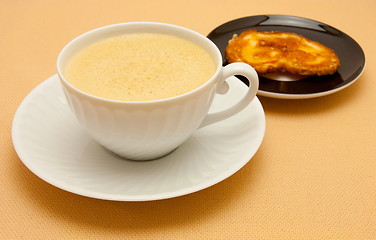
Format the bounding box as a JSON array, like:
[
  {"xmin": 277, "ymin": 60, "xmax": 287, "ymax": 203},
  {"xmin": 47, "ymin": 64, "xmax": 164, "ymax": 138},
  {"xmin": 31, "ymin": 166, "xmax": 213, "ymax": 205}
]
[{"xmin": 1, "ymin": 0, "xmax": 375, "ymax": 239}]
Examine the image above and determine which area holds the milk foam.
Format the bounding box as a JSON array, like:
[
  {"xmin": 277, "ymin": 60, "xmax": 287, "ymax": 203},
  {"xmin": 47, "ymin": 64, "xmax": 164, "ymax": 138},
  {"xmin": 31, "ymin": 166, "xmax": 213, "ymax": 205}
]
[{"xmin": 64, "ymin": 33, "xmax": 216, "ymax": 101}]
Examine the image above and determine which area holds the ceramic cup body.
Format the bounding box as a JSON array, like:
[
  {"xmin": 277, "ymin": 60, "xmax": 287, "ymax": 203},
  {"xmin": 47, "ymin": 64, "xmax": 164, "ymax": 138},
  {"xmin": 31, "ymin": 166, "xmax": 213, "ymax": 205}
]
[{"xmin": 57, "ymin": 22, "xmax": 259, "ymax": 160}]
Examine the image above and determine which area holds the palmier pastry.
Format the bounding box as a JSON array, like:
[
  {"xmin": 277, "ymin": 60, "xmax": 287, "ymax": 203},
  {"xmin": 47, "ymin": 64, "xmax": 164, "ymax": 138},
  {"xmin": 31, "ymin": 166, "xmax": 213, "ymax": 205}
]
[{"xmin": 225, "ymin": 29, "xmax": 340, "ymax": 76}]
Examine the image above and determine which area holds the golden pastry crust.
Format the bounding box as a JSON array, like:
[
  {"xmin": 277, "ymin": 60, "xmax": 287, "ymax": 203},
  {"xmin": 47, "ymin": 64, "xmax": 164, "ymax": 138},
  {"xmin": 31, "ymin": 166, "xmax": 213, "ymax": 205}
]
[{"xmin": 225, "ymin": 29, "xmax": 340, "ymax": 76}]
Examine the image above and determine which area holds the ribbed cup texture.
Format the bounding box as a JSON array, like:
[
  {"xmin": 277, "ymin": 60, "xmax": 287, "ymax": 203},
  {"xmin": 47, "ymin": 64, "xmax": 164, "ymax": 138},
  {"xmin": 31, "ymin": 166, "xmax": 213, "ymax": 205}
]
[{"xmin": 64, "ymin": 83, "xmax": 215, "ymax": 160}]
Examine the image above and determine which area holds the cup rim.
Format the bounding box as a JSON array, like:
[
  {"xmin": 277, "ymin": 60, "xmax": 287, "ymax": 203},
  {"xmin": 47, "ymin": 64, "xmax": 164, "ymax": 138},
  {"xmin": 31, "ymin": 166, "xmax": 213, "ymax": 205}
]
[{"xmin": 57, "ymin": 22, "xmax": 223, "ymax": 104}]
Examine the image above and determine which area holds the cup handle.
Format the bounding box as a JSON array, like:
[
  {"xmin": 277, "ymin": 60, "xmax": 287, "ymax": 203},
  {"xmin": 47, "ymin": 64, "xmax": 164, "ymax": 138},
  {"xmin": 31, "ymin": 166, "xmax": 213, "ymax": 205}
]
[{"xmin": 199, "ymin": 62, "xmax": 259, "ymax": 128}]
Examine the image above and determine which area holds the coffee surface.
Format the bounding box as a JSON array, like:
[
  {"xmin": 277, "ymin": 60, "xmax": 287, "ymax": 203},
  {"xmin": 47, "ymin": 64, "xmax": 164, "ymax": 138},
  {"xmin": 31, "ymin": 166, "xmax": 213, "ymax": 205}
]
[{"xmin": 64, "ymin": 33, "xmax": 216, "ymax": 101}]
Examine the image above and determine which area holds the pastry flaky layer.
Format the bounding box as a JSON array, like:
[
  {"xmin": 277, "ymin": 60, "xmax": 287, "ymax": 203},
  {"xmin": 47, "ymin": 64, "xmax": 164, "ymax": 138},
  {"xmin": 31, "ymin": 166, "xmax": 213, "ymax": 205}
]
[{"xmin": 225, "ymin": 29, "xmax": 340, "ymax": 76}]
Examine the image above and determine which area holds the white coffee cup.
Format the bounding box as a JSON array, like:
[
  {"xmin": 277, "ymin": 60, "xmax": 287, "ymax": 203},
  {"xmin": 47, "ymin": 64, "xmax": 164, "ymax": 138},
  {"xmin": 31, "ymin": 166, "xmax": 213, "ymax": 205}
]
[{"xmin": 57, "ymin": 22, "xmax": 259, "ymax": 161}]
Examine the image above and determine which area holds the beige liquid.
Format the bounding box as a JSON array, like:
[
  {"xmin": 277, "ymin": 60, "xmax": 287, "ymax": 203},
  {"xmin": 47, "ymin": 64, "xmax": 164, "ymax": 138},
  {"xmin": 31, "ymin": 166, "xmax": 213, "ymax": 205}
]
[{"xmin": 64, "ymin": 33, "xmax": 216, "ymax": 101}]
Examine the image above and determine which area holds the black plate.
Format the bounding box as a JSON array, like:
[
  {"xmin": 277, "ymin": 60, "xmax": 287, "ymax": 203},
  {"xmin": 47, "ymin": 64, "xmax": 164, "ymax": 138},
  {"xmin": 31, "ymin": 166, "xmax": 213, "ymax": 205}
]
[{"xmin": 207, "ymin": 15, "xmax": 365, "ymax": 99}]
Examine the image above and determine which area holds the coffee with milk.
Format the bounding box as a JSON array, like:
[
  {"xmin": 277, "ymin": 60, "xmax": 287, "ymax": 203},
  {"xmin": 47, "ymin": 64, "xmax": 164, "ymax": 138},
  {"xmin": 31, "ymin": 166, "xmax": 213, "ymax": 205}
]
[{"xmin": 64, "ymin": 32, "xmax": 216, "ymax": 101}]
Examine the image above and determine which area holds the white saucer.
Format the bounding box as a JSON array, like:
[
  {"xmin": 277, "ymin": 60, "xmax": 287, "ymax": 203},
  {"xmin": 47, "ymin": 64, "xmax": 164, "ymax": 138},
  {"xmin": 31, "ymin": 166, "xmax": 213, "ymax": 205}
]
[{"xmin": 12, "ymin": 75, "xmax": 265, "ymax": 201}]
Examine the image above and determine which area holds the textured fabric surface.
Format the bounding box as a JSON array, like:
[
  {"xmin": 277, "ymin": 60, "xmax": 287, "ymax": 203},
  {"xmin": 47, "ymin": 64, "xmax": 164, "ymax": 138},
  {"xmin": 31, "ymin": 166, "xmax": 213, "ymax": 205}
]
[{"xmin": 1, "ymin": 0, "xmax": 375, "ymax": 239}]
